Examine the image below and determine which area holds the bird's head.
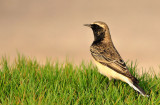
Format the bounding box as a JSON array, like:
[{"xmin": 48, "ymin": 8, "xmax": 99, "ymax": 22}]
[{"xmin": 84, "ymin": 21, "xmax": 110, "ymax": 42}]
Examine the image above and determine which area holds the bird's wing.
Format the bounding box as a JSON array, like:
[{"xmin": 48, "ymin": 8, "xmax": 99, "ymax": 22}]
[{"xmin": 90, "ymin": 44, "xmax": 138, "ymax": 83}]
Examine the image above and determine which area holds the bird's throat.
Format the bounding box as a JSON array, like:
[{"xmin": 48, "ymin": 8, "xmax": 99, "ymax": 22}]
[{"xmin": 93, "ymin": 31, "xmax": 112, "ymax": 43}]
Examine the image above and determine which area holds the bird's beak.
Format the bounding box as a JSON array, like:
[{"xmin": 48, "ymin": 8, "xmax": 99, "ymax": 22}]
[{"xmin": 84, "ymin": 24, "xmax": 92, "ymax": 27}]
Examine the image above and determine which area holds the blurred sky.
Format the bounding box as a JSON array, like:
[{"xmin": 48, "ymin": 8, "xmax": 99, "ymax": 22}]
[{"xmin": 0, "ymin": 0, "xmax": 160, "ymax": 73}]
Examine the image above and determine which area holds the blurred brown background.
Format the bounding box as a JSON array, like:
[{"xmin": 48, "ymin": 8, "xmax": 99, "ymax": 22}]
[{"xmin": 0, "ymin": 0, "xmax": 160, "ymax": 73}]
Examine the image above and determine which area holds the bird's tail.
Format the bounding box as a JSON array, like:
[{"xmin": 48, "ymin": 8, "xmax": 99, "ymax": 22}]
[{"xmin": 127, "ymin": 81, "xmax": 149, "ymax": 97}]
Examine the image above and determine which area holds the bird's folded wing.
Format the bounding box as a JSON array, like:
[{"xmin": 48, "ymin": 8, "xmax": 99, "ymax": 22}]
[{"xmin": 90, "ymin": 46, "xmax": 138, "ymax": 83}]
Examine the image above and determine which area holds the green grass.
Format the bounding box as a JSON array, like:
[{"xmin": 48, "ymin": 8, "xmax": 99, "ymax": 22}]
[{"xmin": 0, "ymin": 55, "xmax": 159, "ymax": 105}]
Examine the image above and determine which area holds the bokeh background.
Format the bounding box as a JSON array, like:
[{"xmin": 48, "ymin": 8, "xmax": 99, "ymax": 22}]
[{"xmin": 0, "ymin": 0, "xmax": 160, "ymax": 73}]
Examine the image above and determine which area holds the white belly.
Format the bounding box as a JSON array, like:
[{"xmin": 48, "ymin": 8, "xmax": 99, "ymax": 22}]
[
  {"xmin": 93, "ymin": 59, "xmax": 132, "ymax": 83},
  {"xmin": 93, "ymin": 59, "xmax": 148, "ymax": 96}
]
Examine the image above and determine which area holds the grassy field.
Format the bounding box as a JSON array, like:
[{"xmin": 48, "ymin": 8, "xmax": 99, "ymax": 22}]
[{"xmin": 0, "ymin": 55, "xmax": 159, "ymax": 105}]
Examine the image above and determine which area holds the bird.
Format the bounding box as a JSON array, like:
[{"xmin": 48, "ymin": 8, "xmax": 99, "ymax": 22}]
[{"xmin": 84, "ymin": 21, "xmax": 148, "ymax": 97}]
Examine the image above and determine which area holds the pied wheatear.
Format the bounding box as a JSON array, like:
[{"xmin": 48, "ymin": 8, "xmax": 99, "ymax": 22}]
[{"xmin": 84, "ymin": 21, "xmax": 148, "ymax": 97}]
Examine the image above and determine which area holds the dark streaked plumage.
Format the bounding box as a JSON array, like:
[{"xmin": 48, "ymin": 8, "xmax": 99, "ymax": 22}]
[
  {"xmin": 84, "ymin": 21, "xmax": 148, "ymax": 97},
  {"xmin": 90, "ymin": 41, "xmax": 138, "ymax": 83}
]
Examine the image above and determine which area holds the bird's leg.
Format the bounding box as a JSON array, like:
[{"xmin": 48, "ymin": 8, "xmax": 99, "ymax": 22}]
[
  {"xmin": 106, "ymin": 80, "xmax": 110, "ymax": 89},
  {"xmin": 106, "ymin": 77, "xmax": 112, "ymax": 89},
  {"xmin": 106, "ymin": 79, "xmax": 116, "ymax": 89},
  {"xmin": 113, "ymin": 79, "xmax": 116, "ymax": 84}
]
